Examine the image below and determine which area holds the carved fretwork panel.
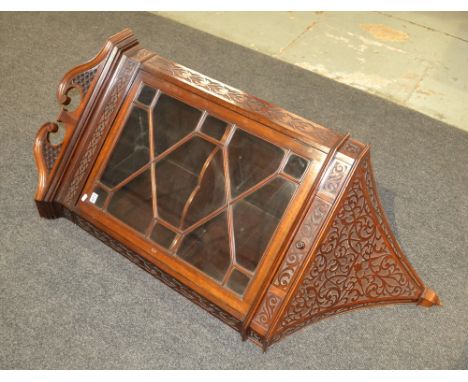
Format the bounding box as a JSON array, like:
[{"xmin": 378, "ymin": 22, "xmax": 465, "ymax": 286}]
[
  {"xmin": 71, "ymin": 66, "xmax": 99, "ymax": 96},
  {"xmin": 42, "ymin": 141, "xmax": 63, "ymax": 171},
  {"xmin": 251, "ymin": 196, "xmax": 331, "ymax": 334},
  {"xmin": 35, "ymin": 65, "xmax": 100, "ymax": 177},
  {"xmin": 62, "ymin": 58, "xmax": 139, "ymax": 207},
  {"xmin": 269, "ymin": 154, "xmax": 425, "ymax": 344},
  {"xmin": 42, "ymin": 64, "xmax": 100, "ymax": 174},
  {"xmin": 268, "ymin": 300, "xmax": 405, "ymax": 347}
]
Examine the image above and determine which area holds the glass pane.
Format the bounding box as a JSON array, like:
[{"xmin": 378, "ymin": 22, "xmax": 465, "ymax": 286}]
[
  {"xmin": 201, "ymin": 115, "xmax": 228, "ymax": 140},
  {"xmin": 233, "ymin": 177, "xmax": 297, "ymax": 272},
  {"xmin": 107, "ymin": 169, "xmax": 153, "ymax": 234},
  {"xmin": 181, "ymin": 149, "xmax": 225, "ymax": 228},
  {"xmin": 156, "ymin": 137, "xmax": 216, "ymax": 227},
  {"xmin": 177, "ymin": 212, "xmax": 231, "ymax": 282},
  {"xmin": 101, "ymin": 106, "xmax": 149, "ymax": 188},
  {"xmin": 153, "ymin": 94, "xmax": 202, "ymax": 156},
  {"xmin": 226, "ymin": 269, "xmax": 250, "ymax": 296},
  {"xmin": 284, "ymin": 154, "xmax": 308, "ymax": 179},
  {"xmin": 90, "ymin": 186, "xmax": 107, "ymax": 208},
  {"xmin": 229, "ymin": 129, "xmax": 284, "ymax": 198},
  {"xmin": 94, "ymin": 88, "xmax": 303, "ymax": 296},
  {"xmin": 137, "ymin": 85, "xmax": 156, "ymax": 105},
  {"xmin": 150, "ymin": 222, "xmax": 176, "ymax": 249}
]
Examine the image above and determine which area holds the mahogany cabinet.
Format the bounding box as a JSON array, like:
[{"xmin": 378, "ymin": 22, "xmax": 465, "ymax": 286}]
[{"xmin": 34, "ymin": 29, "xmax": 440, "ymax": 350}]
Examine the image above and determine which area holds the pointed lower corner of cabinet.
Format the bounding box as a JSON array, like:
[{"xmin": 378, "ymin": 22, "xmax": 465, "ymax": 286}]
[{"xmin": 417, "ymin": 288, "xmax": 442, "ymax": 308}]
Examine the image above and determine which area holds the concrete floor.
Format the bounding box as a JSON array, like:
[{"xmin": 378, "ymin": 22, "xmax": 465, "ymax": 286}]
[{"xmin": 156, "ymin": 12, "xmax": 468, "ymax": 132}]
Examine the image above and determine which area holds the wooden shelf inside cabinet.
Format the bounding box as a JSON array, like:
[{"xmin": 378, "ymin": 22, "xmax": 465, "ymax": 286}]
[{"xmin": 34, "ymin": 29, "xmax": 440, "ymax": 350}]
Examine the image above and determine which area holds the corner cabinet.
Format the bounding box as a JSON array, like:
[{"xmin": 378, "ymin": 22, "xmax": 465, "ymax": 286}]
[{"xmin": 34, "ymin": 29, "xmax": 440, "ymax": 350}]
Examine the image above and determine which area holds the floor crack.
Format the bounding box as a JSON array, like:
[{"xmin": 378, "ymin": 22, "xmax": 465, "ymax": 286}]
[
  {"xmin": 377, "ymin": 12, "xmax": 468, "ymax": 44},
  {"xmin": 404, "ymin": 61, "xmax": 431, "ymax": 103},
  {"xmin": 276, "ymin": 21, "xmax": 317, "ymax": 57}
]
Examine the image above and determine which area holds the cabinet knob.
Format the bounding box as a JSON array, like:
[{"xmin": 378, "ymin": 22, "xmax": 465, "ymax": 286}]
[{"xmin": 295, "ymin": 240, "xmax": 306, "ymax": 250}]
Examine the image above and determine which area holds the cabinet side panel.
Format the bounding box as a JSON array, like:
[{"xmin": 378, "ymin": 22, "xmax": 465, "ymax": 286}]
[
  {"xmin": 267, "ymin": 152, "xmax": 436, "ymax": 348},
  {"xmin": 250, "ymin": 141, "xmax": 354, "ymax": 339}
]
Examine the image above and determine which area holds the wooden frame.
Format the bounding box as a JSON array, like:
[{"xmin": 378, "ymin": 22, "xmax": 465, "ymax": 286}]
[{"xmin": 34, "ymin": 29, "xmax": 440, "ymax": 350}]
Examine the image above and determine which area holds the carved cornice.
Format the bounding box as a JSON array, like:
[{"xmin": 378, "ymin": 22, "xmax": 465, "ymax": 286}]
[{"xmin": 144, "ymin": 55, "xmax": 342, "ymax": 152}]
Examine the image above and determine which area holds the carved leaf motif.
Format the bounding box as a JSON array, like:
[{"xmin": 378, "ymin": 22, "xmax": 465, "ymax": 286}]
[
  {"xmin": 341, "ymin": 140, "xmax": 362, "ymax": 156},
  {"xmin": 252, "ymin": 292, "xmax": 282, "ymax": 330},
  {"xmin": 320, "ymin": 159, "xmax": 349, "ymax": 197},
  {"xmin": 273, "ymin": 197, "xmax": 331, "ymax": 290}
]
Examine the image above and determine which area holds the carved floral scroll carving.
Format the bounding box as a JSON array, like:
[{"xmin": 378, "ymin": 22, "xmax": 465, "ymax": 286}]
[
  {"xmin": 273, "ymin": 156, "xmax": 422, "ymax": 341},
  {"xmin": 363, "ymin": 159, "xmax": 412, "ymax": 266},
  {"xmin": 319, "ymin": 159, "xmax": 349, "ymax": 198},
  {"xmin": 252, "ymin": 292, "xmax": 282, "ymax": 331},
  {"xmin": 273, "ymin": 197, "xmax": 331, "ymax": 291},
  {"xmin": 341, "ymin": 139, "xmax": 363, "ymax": 158}
]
